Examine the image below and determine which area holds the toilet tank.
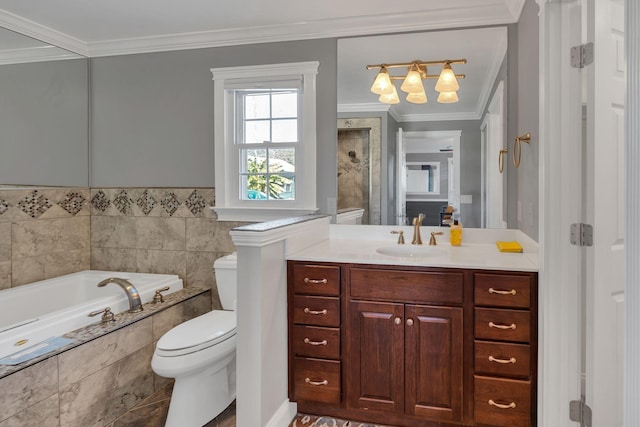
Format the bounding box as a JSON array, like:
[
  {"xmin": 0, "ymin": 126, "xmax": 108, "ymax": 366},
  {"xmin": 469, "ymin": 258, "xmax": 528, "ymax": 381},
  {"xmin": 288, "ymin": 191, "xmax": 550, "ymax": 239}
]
[{"xmin": 213, "ymin": 252, "xmax": 237, "ymax": 310}]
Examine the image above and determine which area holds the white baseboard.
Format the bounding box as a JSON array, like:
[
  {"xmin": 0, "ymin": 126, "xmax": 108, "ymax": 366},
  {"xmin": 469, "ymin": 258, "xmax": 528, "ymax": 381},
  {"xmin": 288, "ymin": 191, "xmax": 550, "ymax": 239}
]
[{"xmin": 265, "ymin": 400, "xmax": 297, "ymax": 427}]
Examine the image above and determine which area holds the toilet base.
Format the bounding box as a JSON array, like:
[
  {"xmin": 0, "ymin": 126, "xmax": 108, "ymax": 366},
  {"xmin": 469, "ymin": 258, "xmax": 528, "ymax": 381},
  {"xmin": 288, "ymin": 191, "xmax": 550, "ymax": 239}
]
[{"xmin": 165, "ymin": 359, "xmax": 236, "ymax": 427}]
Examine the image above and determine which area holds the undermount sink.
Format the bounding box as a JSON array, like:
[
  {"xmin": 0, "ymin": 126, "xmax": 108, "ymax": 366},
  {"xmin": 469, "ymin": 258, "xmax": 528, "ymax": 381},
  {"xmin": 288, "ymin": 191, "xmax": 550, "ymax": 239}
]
[{"xmin": 376, "ymin": 245, "xmax": 446, "ymax": 258}]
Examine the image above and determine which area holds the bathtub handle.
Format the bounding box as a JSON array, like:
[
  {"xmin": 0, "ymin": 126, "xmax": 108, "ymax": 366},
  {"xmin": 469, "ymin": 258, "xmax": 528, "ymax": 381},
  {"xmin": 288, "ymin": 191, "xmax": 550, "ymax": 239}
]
[
  {"xmin": 152, "ymin": 286, "xmax": 171, "ymax": 304},
  {"xmin": 89, "ymin": 307, "xmax": 115, "ymax": 323}
]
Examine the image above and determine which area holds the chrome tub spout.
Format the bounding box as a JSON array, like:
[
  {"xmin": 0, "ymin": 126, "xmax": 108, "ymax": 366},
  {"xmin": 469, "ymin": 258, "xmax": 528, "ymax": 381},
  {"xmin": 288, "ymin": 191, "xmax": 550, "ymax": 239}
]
[{"xmin": 97, "ymin": 277, "xmax": 143, "ymax": 313}]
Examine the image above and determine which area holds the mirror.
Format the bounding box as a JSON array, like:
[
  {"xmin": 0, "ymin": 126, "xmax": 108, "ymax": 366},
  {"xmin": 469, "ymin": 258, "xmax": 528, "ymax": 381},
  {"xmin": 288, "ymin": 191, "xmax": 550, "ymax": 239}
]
[
  {"xmin": 0, "ymin": 27, "xmax": 89, "ymax": 187},
  {"xmin": 337, "ymin": 27, "xmax": 511, "ymax": 228}
]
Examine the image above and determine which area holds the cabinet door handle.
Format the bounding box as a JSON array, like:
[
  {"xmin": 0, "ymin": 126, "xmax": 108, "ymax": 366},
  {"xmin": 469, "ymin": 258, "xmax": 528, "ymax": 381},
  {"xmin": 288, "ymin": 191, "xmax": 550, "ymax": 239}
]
[
  {"xmin": 305, "ymin": 378, "xmax": 328, "ymax": 386},
  {"xmin": 304, "ymin": 338, "xmax": 328, "ymax": 346},
  {"xmin": 304, "ymin": 307, "xmax": 328, "ymax": 315},
  {"xmin": 489, "ymin": 321, "xmax": 516, "ymax": 330},
  {"xmin": 304, "ymin": 277, "xmax": 328, "ymax": 284},
  {"xmin": 489, "ymin": 287, "xmax": 517, "ymax": 296},
  {"xmin": 488, "ymin": 399, "xmax": 517, "ymax": 409},
  {"xmin": 394, "ymin": 317, "xmax": 402, "ymax": 325},
  {"xmin": 488, "ymin": 355, "xmax": 517, "ymax": 364},
  {"xmin": 406, "ymin": 318, "xmax": 414, "ymax": 326}
]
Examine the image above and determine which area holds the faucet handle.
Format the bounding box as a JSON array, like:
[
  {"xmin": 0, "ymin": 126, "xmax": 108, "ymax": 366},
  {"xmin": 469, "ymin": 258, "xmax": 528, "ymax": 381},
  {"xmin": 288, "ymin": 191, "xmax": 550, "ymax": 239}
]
[
  {"xmin": 89, "ymin": 307, "xmax": 115, "ymax": 323},
  {"xmin": 429, "ymin": 231, "xmax": 444, "ymax": 246},
  {"xmin": 153, "ymin": 286, "xmax": 171, "ymax": 304},
  {"xmin": 391, "ymin": 230, "xmax": 405, "ymax": 244}
]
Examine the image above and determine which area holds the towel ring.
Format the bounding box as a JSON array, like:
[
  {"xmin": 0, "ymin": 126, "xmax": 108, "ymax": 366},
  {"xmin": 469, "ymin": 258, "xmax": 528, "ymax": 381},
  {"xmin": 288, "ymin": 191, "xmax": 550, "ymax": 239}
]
[
  {"xmin": 499, "ymin": 149, "xmax": 508, "ymax": 173},
  {"xmin": 513, "ymin": 133, "xmax": 531, "ymax": 168}
]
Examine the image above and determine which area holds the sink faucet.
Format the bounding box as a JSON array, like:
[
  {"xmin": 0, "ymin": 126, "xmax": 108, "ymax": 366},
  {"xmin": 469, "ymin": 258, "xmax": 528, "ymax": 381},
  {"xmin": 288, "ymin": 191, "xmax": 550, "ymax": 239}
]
[
  {"xmin": 429, "ymin": 231, "xmax": 444, "ymax": 246},
  {"xmin": 97, "ymin": 277, "xmax": 143, "ymax": 313},
  {"xmin": 412, "ymin": 214, "xmax": 425, "ymax": 245}
]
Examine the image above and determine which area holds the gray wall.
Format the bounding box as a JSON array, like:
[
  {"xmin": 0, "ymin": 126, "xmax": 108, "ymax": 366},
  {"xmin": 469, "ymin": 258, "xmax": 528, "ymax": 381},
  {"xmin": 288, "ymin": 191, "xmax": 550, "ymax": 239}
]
[
  {"xmin": 401, "ymin": 120, "xmax": 482, "ymax": 228},
  {"xmin": 515, "ymin": 0, "xmax": 539, "ymax": 239},
  {"xmin": 91, "ymin": 39, "xmax": 338, "ymax": 214},
  {"xmin": 0, "ymin": 58, "xmax": 89, "ymax": 187}
]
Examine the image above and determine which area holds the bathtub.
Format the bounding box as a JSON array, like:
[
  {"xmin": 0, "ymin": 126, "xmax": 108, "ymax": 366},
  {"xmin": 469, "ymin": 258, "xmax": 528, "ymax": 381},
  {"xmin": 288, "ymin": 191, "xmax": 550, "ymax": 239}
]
[{"xmin": 0, "ymin": 270, "xmax": 183, "ymax": 360}]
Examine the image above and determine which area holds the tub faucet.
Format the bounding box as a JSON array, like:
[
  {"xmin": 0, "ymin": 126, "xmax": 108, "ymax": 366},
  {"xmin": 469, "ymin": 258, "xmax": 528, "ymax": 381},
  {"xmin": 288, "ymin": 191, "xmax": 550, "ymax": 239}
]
[
  {"xmin": 412, "ymin": 214, "xmax": 425, "ymax": 245},
  {"xmin": 97, "ymin": 278, "xmax": 143, "ymax": 313}
]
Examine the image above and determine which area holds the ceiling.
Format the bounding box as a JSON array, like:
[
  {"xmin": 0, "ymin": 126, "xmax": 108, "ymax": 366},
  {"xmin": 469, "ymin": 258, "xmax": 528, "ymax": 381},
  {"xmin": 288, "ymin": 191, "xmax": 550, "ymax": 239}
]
[{"xmin": 0, "ymin": 0, "xmax": 524, "ymax": 56}]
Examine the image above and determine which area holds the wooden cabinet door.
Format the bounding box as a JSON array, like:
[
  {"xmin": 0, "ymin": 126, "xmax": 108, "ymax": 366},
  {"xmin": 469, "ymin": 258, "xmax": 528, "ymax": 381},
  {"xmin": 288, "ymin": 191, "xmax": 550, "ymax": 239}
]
[
  {"xmin": 405, "ymin": 304, "xmax": 464, "ymax": 422},
  {"xmin": 347, "ymin": 300, "xmax": 404, "ymax": 413}
]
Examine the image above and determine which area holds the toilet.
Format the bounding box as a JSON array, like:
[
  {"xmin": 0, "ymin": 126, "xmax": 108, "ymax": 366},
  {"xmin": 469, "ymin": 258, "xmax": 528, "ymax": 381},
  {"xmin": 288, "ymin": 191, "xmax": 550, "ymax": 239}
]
[{"xmin": 152, "ymin": 252, "xmax": 237, "ymax": 427}]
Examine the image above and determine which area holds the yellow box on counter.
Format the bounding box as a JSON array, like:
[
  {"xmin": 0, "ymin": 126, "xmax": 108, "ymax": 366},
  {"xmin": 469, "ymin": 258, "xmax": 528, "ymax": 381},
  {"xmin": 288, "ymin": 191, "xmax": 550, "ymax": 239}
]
[{"xmin": 496, "ymin": 241, "xmax": 523, "ymax": 253}]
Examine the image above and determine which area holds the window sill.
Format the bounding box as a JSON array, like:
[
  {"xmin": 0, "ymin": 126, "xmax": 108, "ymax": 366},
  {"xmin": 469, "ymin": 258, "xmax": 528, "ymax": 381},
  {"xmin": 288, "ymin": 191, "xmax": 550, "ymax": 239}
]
[{"xmin": 211, "ymin": 206, "xmax": 319, "ymax": 222}]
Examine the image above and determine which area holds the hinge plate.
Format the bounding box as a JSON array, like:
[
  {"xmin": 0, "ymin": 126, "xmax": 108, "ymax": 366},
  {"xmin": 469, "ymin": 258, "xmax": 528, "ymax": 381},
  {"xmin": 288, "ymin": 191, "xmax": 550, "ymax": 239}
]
[
  {"xmin": 570, "ymin": 399, "xmax": 592, "ymax": 427},
  {"xmin": 570, "ymin": 223, "xmax": 593, "ymax": 246},
  {"xmin": 571, "ymin": 42, "xmax": 594, "ymax": 68}
]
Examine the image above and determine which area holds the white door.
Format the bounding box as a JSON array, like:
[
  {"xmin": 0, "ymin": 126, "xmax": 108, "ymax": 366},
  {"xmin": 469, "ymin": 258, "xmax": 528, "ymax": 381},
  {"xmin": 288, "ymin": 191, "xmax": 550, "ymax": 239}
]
[
  {"xmin": 482, "ymin": 80, "xmax": 506, "ymax": 229},
  {"xmin": 584, "ymin": 0, "xmax": 626, "ymax": 424},
  {"xmin": 396, "ymin": 128, "xmax": 406, "ymax": 226}
]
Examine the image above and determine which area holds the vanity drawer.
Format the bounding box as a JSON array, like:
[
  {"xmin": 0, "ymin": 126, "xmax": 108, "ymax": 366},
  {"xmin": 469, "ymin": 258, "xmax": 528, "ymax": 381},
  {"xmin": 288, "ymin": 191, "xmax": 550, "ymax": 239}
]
[
  {"xmin": 475, "ymin": 273, "xmax": 531, "ymax": 309},
  {"xmin": 475, "ymin": 308, "xmax": 531, "ymax": 343},
  {"xmin": 474, "ymin": 376, "xmax": 532, "ymax": 427},
  {"xmin": 475, "ymin": 340, "xmax": 531, "ymax": 378},
  {"xmin": 350, "ymin": 267, "xmax": 463, "ymax": 305},
  {"xmin": 293, "ymin": 357, "xmax": 341, "ymax": 405},
  {"xmin": 293, "ymin": 325, "xmax": 340, "ymax": 359},
  {"xmin": 293, "ymin": 295, "xmax": 340, "ymax": 327},
  {"xmin": 292, "ymin": 264, "xmax": 341, "ymax": 296}
]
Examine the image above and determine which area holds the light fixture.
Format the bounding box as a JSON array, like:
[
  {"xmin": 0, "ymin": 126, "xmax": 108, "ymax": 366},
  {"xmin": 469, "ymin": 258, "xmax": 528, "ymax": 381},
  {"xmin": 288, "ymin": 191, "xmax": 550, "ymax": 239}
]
[
  {"xmin": 437, "ymin": 91, "xmax": 459, "ymax": 104},
  {"xmin": 434, "ymin": 62, "xmax": 460, "ymax": 92},
  {"xmin": 370, "ymin": 66, "xmax": 393, "ymax": 95},
  {"xmin": 378, "ymin": 84, "xmax": 400, "ymax": 104},
  {"xmin": 367, "ymin": 59, "xmax": 466, "ymax": 105}
]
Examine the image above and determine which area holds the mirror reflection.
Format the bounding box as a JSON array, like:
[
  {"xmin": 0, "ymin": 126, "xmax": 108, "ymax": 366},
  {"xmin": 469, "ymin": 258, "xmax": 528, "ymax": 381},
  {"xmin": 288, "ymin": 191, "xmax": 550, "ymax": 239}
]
[
  {"xmin": 0, "ymin": 27, "xmax": 89, "ymax": 187},
  {"xmin": 337, "ymin": 27, "xmax": 510, "ymax": 228}
]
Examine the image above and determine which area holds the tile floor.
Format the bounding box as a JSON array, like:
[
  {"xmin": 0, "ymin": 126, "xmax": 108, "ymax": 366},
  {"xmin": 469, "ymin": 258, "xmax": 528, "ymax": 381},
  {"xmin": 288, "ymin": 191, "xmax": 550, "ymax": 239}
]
[{"xmin": 110, "ymin": 382, "xmax": 389, "ymax": 427}]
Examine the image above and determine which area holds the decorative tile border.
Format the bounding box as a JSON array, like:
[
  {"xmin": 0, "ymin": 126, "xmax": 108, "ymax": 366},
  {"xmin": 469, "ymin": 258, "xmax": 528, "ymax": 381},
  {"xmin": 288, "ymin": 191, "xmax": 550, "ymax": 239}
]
[
  {"xmin": 0, "ymin": 188, "xmax": 90, "ymax": 222},
  {"xmin": 90, "ymin": 188, "xmax": 215, "ymax": 218},
  {"xmin": 17, "ymin": 190, "xmax": 52, "ymax": 219}
]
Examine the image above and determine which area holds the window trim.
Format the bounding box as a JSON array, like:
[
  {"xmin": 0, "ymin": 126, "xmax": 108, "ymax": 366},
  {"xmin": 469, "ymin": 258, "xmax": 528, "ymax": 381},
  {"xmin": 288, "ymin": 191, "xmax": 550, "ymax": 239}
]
[{"xmin": 211, "ymin": 62, "xmax": 319, "ymax": 222}]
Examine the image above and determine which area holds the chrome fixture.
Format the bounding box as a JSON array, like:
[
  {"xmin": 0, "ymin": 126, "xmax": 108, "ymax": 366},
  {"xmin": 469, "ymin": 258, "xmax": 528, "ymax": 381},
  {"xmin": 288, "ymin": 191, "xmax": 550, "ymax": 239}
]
[
  {"xmin": 367, "ymin": 59, "xmax": 466, "ymax": 105},
  {"xmin": 88, "ymin": 307, "xmax": 115, "ymax": 324},
  {"xmin": 391, "ymin": 230, "xmax": 405, "ymax": 244},
  {"xmin": 152, "ymin": 286, "xmax": 171, "ymax": 304},
  {"xmin": 429, "ymin": 231, "xmax": 444, "ymax": 246},
  {"xmin": 97, "ymin": 277, "xmax": 143, "ymax": 313},
  {"xmin": 412, "ymin": 214, "xmax": 425, "ymax": 245}
]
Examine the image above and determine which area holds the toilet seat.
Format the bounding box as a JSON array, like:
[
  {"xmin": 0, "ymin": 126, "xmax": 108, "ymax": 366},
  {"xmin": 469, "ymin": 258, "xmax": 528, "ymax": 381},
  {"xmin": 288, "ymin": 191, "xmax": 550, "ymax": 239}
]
[{"xmin": 156, "ymin": 310, "xmax": 236, "ymax": 357}]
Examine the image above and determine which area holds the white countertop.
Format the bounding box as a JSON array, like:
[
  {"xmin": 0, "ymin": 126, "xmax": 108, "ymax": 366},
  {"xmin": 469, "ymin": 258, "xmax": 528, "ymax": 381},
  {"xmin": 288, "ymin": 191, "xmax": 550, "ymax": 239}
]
[{"xmin": 287, "ymin": 224, "xmax": 539, "ymax": 272}]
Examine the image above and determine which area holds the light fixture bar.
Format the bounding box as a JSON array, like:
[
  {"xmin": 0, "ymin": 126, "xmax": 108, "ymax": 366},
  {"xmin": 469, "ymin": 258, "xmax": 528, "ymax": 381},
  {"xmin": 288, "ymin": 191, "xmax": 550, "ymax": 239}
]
[
  {"xmin": 389, "ymin": 74, "xmax": 466, "ymax": 80},
  {"xmin": 366, "ymin": 59, "xmax": 467, "ymax": 70}
]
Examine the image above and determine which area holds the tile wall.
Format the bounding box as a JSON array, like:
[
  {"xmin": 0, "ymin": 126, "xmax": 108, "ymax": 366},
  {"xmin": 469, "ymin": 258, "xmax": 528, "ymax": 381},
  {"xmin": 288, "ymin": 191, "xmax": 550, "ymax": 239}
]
[
  {"xmin": 90, "ymin": 188, "xmax": 240, "ymax": 308},
  {"xmin": 0, "ymin": 187, "xmax": 91, "ymax": 290}
]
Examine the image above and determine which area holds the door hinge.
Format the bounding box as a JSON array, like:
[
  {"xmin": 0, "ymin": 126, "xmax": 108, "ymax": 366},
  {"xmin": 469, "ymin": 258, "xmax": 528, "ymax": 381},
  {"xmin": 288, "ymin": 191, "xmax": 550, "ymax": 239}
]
[
  {"xmin": 570, "ymin": 399, "xmax": 592, "ymax": 427},
  {"xmin": 570, "ymin": 223, "xmax": 593, "ymax": 247},
  {"xmin": 571, "ymin": 42, "xmax": 594, "ymax": 68}
]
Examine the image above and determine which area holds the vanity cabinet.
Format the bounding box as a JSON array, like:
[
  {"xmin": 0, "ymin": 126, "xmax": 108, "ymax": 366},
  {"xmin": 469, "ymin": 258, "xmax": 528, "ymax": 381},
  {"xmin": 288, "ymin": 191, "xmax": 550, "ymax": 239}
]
[{"xmin": 287, "ymin": 261, "xmax": 537, "ymax": 427}]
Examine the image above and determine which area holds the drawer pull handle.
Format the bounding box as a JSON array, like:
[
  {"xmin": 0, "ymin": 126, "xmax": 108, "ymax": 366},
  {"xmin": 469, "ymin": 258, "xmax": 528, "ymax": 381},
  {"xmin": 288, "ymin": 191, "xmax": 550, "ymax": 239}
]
[
  {"xmin": 305, "ymin": 378, "xmax": 328, "ymax": 386},
  {"xmin": 304, "ymin": 278, "xmax": 328, "ymax": 284},
  {"xmin": 489, "ymin": 287, "xmax": 517, "ymax": 296},
  {"xmin": 304, "ymin": 308, "xmax": 328, "ymax": 315},
  {"xmin": 488, "ymin": 355, "xmax": 517, "ymax": 364},
  {"xmin": 488, "ymin": 399, "xmax": 517, "ymax": 410},
  {"xmin": 304, "ymin": 338, "xmax": 328, "ymax": 346},
  {"xmin": 489, "ymin": 321, "xmax": 516, "ymax": 330}
]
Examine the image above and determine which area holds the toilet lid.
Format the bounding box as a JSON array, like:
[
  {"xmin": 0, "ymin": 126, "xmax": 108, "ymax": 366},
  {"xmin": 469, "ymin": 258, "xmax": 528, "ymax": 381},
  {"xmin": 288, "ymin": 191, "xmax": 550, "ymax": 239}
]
[{"xmin": 156, "ymin": 310, "xmax": 236, "ymax": 353}]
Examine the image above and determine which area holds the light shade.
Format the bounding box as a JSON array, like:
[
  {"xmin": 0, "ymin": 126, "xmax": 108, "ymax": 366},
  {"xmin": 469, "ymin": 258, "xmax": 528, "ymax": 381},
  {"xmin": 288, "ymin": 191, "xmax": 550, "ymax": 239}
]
[
  {"xmin": 437, "ymin": 91, "xmax": 459, "ymax": 103},
  {"xmin": 400, "ymin": 64, "xmax": 425, "ymax": 94},
  {"xmin": 370, "ymin": 67, "xmax": 394, "ymax": 95},
  {"xmin": 379, "ymin": 85, "xmax": 400, "ymax": 104},
  {"xmin": 435, "ymin": 63, "xmax": 460, "ymax": 92},
  {"xmin": 406, "ymin": 90, "xmax": 427, "ymax": 104}
]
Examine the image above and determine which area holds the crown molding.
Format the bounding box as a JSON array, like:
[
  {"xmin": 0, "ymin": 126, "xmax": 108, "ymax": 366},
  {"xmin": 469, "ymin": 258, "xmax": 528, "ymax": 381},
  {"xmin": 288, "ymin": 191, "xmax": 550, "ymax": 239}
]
[
  {"xmin": 338, "ymin": 103, "xmax": 390, "ymax": 113},
  {"xmin": 0, "ymin": 9, "xmax": 88, "ymax": 56},
  {"xmin": 1, "ymin": 1, "xmax": 522, "ymax": 58},
  {"xmin": 339, "ymin": 102, "xmax": 481, "ymax": 123},
  {"xmin": 0, "ymin": 45, "xmax": 80, "ymax": 65},
  {"xmin": 399, "ymin": 111, "xmax": 482, "ymax": 122}
]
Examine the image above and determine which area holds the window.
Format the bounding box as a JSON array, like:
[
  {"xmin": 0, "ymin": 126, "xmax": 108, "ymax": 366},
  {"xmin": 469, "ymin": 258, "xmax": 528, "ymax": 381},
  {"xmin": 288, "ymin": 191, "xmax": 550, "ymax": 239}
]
[{"xmin": 211, "ymin": 62, "xmax": 319, "ymax": 221}]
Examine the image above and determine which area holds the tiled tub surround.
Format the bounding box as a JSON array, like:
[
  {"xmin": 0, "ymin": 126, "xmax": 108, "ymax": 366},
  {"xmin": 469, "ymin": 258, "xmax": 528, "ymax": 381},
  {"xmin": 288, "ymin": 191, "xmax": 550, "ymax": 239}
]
[
  {"xmin": 0, "ymin": 287, "xmax": 211, "ymax": 426},
  {"xmin": 90, "ymin": 188, "xmax": 239, "ymax": 308},
  {"xmin": 0, "ymin": 187, "xmax": 91, "ymax": 290}
]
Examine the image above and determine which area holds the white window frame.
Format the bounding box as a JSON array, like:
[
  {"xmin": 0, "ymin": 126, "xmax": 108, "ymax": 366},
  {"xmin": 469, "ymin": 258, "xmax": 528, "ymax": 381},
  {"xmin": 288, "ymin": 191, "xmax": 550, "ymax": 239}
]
[{"xmin": 211, "ymin": 62, "xmax": 319, "ymax": 222}]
